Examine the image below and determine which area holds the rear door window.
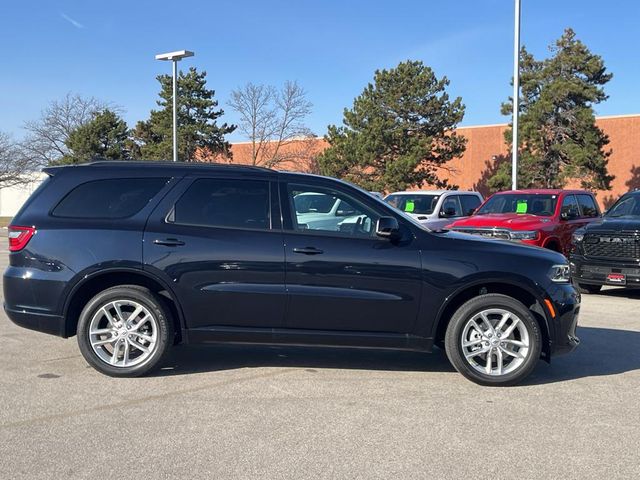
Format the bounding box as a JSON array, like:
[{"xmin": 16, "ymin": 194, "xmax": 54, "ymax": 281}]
[
  {"xmin": 576, "ymin": 194, "xmax": 599, "ymax": 218},
  {"xmin": 52, "ymin": 178, "xmax": 169, "ymax": 219},
  {"xmin": 459, "ymin": 195, "xmax": 482, "ymax": 216},
  {"xmin": 172, "ymin": 178, "xmax": 270, "ymax": 230}
]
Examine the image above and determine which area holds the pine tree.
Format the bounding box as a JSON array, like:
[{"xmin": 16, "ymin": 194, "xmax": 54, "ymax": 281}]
[
  {"xmin": 318, "ymin": 60, "xmax": 465, "ymax": 192},
  {"xmin": 491, "ymin": 28, "xmax": 614, "ymax": 191},
  {"xmin": 132, "ymin": 67, "xmax": 235, "ymax": 161},
  {"xmin": 60, "ymin": 109, "xmax": 129, "ymax": 164}
]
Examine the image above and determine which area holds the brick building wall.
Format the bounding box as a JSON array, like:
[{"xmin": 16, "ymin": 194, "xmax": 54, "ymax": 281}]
[{"xmin": 220, "ymin": 114, "xmax": 639, "ymax": 208}]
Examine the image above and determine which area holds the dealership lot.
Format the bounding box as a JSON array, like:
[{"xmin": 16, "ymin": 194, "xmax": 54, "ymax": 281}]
[{"xmin": 0, "ymin": 243, "xmax": 638, "ymax": 479}]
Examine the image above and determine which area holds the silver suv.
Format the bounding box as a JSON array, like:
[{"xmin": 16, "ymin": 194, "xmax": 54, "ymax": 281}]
[{"xmin": 385, "ymin": 190, "xmax": 483, "ymax": 230}]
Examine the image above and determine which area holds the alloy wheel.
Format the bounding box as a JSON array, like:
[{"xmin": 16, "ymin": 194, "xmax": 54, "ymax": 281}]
[
  {"xmin": 88, "ymin": 300, "xmax": 158, "ymax": 368},
  {"xmin": 460, "ymin": 308, "xmax": 530, "ymax": 376}
]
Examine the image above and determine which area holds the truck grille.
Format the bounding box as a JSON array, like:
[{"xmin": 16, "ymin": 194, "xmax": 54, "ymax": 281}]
[
  {"xmin": 452, "ymin": 228, "xmax": 511, "ymax": 240},
  {"xmin": 583, "ymin": 232, "xmax": 640, "ymax": 260}
]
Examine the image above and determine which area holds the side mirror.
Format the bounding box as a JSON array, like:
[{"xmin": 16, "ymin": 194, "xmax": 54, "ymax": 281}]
[
  {"xmin": 561, "ymin": 208, "xmax": 579, "ymax": 221},
  {"xmin": 440, "ymin": 207, "xmax": 457, "ymax": 218},
  {"xmin": 376, "ymin": 216, "xmax": 400, "ymax": 238}
]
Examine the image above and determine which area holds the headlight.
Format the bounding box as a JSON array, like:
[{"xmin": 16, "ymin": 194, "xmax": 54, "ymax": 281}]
[
  {"xmin": 509, "ymin": 230, "xmax": 538, "ymax": 240},
  {"xmin": 549, "ymin": 264, "xmax": 571, "ymax": 283},
  {"xmin": 572, "ymin": 232, "xmax": 584, "ymax": 243}
]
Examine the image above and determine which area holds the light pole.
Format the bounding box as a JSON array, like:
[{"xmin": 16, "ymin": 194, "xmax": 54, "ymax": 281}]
[
  {"xmin": 155, "ymin": 50, "xmax": 195, "ymax": 162},
  {"xmin": 511, "ymin": 0, "xmax": 521, "ymax": 190}
]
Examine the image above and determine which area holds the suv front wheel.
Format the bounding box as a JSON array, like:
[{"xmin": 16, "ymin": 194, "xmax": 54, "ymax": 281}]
[
  {"xmin": 77, "ymin": 285, "xmax": 174, "ymax": 377},
  {"xmin": 445, "ymin": 294, "xmax": 542, "ymax": 386}
]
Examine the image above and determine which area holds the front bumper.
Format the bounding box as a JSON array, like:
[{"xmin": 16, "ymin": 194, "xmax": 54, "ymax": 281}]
[
  {"xmin": 546, "ymin": 283, "xmax": 581, "ymax": 357},
  {"xmin": 569, "ymin": 254, "xmax": 640, "ymax": 288}
]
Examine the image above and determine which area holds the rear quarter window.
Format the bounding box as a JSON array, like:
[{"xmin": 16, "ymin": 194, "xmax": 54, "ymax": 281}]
[{"xmin": 52, "ymin": 178, "xmax": 169, "ymax": 219}]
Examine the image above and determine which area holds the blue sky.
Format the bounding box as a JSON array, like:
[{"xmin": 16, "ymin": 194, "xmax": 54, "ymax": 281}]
[{"xmin": 1, "ymin": 0, "xmax": 639, "ymax": 142}]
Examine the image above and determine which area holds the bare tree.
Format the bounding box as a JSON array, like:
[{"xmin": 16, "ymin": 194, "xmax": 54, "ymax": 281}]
[
  {"xmin": 229, "ymin": 81, "xmax": 314, "ymax": 168},
  {"xmin": 23, "ymin": 93, "xmax": 112, "ymax": 166},
  {"xmin": 0, "ymin": 132, "xmax": 40, "ymax": 188}
]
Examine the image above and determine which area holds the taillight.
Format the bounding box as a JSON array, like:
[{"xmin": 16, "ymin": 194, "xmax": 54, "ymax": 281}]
[{"xmin": 8, "ymin": 226, "xmax": 36, "ymax": 252}]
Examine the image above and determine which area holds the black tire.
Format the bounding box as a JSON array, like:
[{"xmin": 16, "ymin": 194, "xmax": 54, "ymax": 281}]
[
  {"xmin": 578, "ymin": 283, "xmax": 602, "ymax": 294},
  {"xmin": 77, "ymin": 285, "xmax": 174, "ymax": 377},
  {"xmin": 444, "ymin": 294, "xmax": 542, "ymax": 386}
]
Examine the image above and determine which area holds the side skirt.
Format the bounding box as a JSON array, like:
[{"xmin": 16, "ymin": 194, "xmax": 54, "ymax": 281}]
[{"xmin": 184, "ymin": 326, "xmax": 433, "ymax": 352}]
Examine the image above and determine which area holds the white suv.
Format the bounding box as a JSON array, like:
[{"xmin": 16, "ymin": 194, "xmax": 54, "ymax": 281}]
[{"xmin": 384, "ymin": 190, "xmax": 483, "ymax": 230}]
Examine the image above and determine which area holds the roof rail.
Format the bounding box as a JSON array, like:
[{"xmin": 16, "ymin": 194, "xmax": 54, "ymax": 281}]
[{"xmin": 78, "ymin": 160, "xmax": 274, "ymax": 172}]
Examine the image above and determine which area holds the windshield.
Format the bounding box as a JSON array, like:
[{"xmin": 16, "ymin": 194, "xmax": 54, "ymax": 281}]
[
  {"xmin": 385, "ymin": 194, "xmax": 440, "ymax": 215},
  {"xmin": 477, "ymin": 194, "xmax": 558, "ymax": 217},
  {"xmin": 607, "ymin": 194, "xmax": 640, "ymax": 218},
  {"xmin": 294, "ymin": 193, "xmax": 336, "ymax": 213}
]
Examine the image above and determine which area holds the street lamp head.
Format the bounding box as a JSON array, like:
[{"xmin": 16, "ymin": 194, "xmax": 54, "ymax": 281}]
[{"xmin": 155, "ymin": 50, "xmax": 195, "ymax": 61}]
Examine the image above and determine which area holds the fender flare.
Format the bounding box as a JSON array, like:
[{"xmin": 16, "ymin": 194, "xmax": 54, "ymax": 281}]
[
  {"xmin": 62, "ymin": 266, "xmax": 187, "ymax": 335},
  {"xmin": 430, "ymin": 274, "xmax": 553, "ymax": 345}
]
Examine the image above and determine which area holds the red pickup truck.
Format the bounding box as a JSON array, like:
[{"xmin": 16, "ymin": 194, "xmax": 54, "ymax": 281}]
[{"xmin": 448, "ymin": 189, "xmax": 601, "ymax": 255}]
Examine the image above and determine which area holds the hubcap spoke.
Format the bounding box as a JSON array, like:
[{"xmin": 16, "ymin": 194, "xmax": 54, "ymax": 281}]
[
  {"xmin": 502, "ymin": 318, "xmax": 521, "ymax": 338},
  {"xmin": 485, "ymin": 351, "xmax": 493, "ymax": 374},
  {"xmin": 122, "ymin": 339, "xmax": 130, "ymax": 367},
  {"xmin": 479, "ymin": 312, "xmax": 496, "ymax": 335},
  {"xmin": 465, "ymin": 346, "xmax": 488, "ymax": 359},
  {"xmin": 500, "ymin": 346, "xmax": 525, "ymax": 359},
  {"xmin": 111, "ymin": 339, "xmax": 121, "ymax": 365},
  {"xmin": 462, "ymin": 338, "xmax": 483, "ymax": 348},
  {"xmin": 102, "ymin": 308, "xmax": 117, "ymax": 328},
  {"xmin": 495, "ymin": 312, "xmax": 510, "ymax": 333},
  {"xmin": 128, "ymin": 338, "xmax": 150, "ymax": 354},
  {"xmin": 91, "ymin": 337, "xmax": 115, "ymax": 347}
]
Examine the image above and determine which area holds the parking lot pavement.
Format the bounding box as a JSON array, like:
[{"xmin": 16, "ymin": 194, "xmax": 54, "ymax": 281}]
[{"xmin": 0, "ymin": 247, "xmax": 638, "ymax": 480}]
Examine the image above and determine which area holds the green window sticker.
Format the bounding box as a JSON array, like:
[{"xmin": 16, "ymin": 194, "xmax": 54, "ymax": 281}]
[
  {"xmin": 405, "ymin": 200, "xmax": 415, "ymax": 213},
  {"xmin": 516, "ymin": 200, "xmax": 528, "ymax": 214}
]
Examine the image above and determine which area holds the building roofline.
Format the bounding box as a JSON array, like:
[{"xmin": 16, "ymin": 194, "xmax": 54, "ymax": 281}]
[{"xmin": 456, "ymin": 113, "xmax": 640, "ymax": 131}]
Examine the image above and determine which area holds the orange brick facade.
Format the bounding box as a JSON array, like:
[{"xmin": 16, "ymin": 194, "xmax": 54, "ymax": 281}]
[{"xmin": 214, "ymin": 114, "xmax": 639, "ymax": 208}]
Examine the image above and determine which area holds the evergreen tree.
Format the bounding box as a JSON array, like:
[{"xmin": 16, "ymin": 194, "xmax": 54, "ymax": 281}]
[
  {"xmin": 318, "ymin": 60, "xmax": 466, "ymax": 192},
  {"xmin": 60, "ymin": 109, "xmax": 129, "ymax": 164},
  {"xmin": 490, "ymin": 28, "xmax": 613, "ymax": 191},
  {"xmin": 132, "ymin": 67, "xmax": 235, "ymax": 161}
]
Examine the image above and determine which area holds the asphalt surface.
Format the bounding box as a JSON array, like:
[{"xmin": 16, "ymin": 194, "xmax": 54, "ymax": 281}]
[{"xmin": 0, "ymin": 241, "xmax": 639, "ymax": 479}]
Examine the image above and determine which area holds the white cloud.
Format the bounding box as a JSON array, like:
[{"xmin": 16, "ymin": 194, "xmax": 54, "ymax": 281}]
[{"xmin": 61, "ymin": 13, "xmax": 85, "ymax": 30}]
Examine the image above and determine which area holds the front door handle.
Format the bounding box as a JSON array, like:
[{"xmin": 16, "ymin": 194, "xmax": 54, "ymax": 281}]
[
  {"xmin": 292, "ymin": 247, "xmax": 324, "ymax": 255},
  {"xmin": 153, "ymin": 238, "xmax": 185, "ymax": 247}
]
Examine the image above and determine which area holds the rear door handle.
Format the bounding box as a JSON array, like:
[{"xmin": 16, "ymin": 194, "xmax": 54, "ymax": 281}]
[
  {"xmin": 292, "ymin": 247, "xmax": 324, "ymax": 255},
  {"xmin": 153, "ymin": 238, "xmax": 185, "ymax": 247}
]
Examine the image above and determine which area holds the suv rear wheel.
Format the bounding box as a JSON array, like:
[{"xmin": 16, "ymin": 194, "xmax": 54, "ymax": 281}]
[
  {"xmin": 445, "ymin": 294, "xmax": 542, "ymax": 386},
  {"xmin": 77, "ymin": 285, "xmax": 174, "ymax": 377}
]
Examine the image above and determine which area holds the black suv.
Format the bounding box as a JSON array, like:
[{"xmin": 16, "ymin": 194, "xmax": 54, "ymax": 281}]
[
  {"xmin": 4, "ymin": 162, "xmax": 580, "ymax": 385},
  {"xmin": 571, "ymin": 190, "xmax": 640, "ymax": 293}
]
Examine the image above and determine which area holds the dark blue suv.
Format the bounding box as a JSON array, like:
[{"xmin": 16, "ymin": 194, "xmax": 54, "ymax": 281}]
[{"xmin": 4, "ymin": 162, "xmax": 580, "ymax": 385}]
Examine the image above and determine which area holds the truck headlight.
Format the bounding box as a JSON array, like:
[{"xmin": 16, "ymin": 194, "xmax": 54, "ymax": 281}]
[
  {"xmin": 572, "ymin": 232, "xmax": 584, "ymax": 243},
  {"xmin": 509, "ymin": 230, "xmax": 538, "ymax": 240},
  {"xmin": 549, "ymin": 264, "xmax": 571, "ymax": 283}
]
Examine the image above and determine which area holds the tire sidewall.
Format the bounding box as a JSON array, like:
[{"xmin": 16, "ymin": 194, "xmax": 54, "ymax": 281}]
[
  {"xmin": 77, "ymin": 286, "xmax": 173, "ymax": 377},
  {"xmin": 445, "ymin": 294, "xmax": 542, "ymax": 386}
]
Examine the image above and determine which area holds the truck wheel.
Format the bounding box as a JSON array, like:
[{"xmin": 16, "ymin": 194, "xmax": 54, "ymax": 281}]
[
  {"xmin": 445, "ymin": 294, "xmax": 542, "ymax": 386},
  {"xmin": 77, "ymin": 285, "xmax": 174, "ymax": 377}
]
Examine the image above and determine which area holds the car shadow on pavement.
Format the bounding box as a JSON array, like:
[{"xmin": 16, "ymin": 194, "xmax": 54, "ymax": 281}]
[
  {"xmin": 154, "ymin": 343, "xmax": 456, "ymax": 377},
  {"xmin": 596, "ymin": 288, "xmax": 640, "ymax": 300},
  {"xmin": 153, "ymin": 326, "xmax": 640, "ymax": 384},
  {"xmin": 524, "ymin": 326, "xmax": 640, "ymax": 385}
]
